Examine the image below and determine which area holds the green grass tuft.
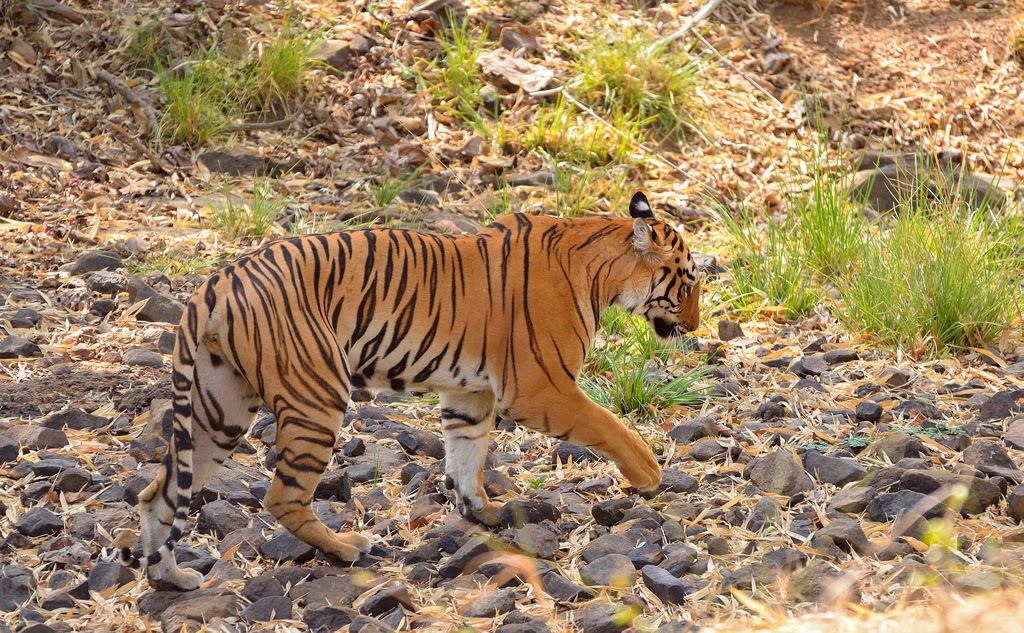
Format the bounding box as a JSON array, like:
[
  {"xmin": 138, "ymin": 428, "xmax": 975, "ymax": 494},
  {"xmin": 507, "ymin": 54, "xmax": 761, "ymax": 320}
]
[
  {"xmin": 210, "ymin": 178, "xmax": 287, "ymax": 240},
  {"xmin": 156, "ymin": 53, "xmax": 237, "ymax": 147}
]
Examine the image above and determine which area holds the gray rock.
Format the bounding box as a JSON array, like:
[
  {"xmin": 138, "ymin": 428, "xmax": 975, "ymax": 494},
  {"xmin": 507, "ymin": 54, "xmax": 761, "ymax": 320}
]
[
  {"xmin": 628, "ymin": 541, "xmax": 665, "ymax": 568},
  {"xmin": 459, "ymin": 587, "xmax": 516, "ymax": 617},
  {"xmin": 747, "ymin": 496, "xmax": 781, "ymax": 532},
  {"xmin": 508, "ymin": 171, "xmax": 555, "ymax": 187},
  {"xmin": 541, "ymin": 570, "xmax": 593, "ymax": 602},
  {"xmin": 803, "ymin": 451, "xmax": 866, "ymax": 486},
  {"xmin": 350, "ymin": 615, "xmax": 397, "ymax": 633},
  {"xmin": 879, "ymin": 367, "xmax": 913, "ymax": 388},
  {"xmin": 867, "ymin": 489, "xmax": 943, "ymax": 537},
  {"xmin": 360, "ymin": 583, "xmax": 414, "ymax": 616},
  {"xmin": 496, "ymin": 499, "xmax": 560, "ymax": 528},
  {"xmin": 197, "ymin": 500, "xmax": 249, "ymax": 539},
  {"xmin": 828, "ymin": 486, "xmax": 877, "ymax": 514},
  {"xmin": 291, "ymin": 572, "xmax": 381, "ymax": 609},
  {"xmin": 242, "ymin": 595, "xmax": 293, "ymax": 621},
  {"xmin": 123, "ymin": 347, "xmax": 165, "ymax": 369},
  {"xmin": 397, "ymin": 429, "xmax": 444, "ymax": 459},
  {"xmin": 86, "ymin": 270, "xmax": 128, "ymax": 294},
  {"xmin": 138, "ymin": 587, "xmax": 237, "ymax": 619},
  {"xmin": 16, "ymin": 507, "xmax": 63, "ymax": 536},
  {"xmin": 659, "ymin": 546, "xmax": 699, "ymax": 577},
  {"xmin": 791, "ymin": 560, "xmax": 857, "ymax": 605},
  {"xmin": 744, "ymin": 450, "xmax": 814, "ymax": 496},
  {"xmin": 90, "ymin": 298, "xmax": 117, "ymax": 316},
  {"xmin": 706, "ymin": 536, "xmax": 730, "ymax": 556},
  {"xmin": 304, "ymin": 606, "xmax": 354, "ymax": 633},
  {"xmin": 54, "ymin": 468, "xmax": 92, "ymax": 493},
  {"xmin": 197, "ymin": 151, "xmax": 306, "ymax": 177},
  {"xmin": 791, "ymin": 355, "xmax": 828, "ymax": 377},
  {"xmin": 872, "ymin": 432, "xmax": 922, "ymax": 461},
  {"xmin": 814, "ymin": 518, "xmax": 872, "ymax": 554},
  {"xmin": 580, "ymin": 553, "xmax": 636, "ymax": 587},
  {"xmin": 42, "ymin": 408, "xmax": 108, "ymax": 431},
  {"xmin": 551, "ymin": 442, "xmax": 597, "ymax": 465},
  {"xmin": 1009, "ymin": 485, "xmax": 1024, "ymax": 522},
  {"xmin": 512, "ymin": 523, "xmax": 559, "ymax": 559},
  {"xmin": 438, "ymin": 536, "xmax": 492, "ymax": 578},
  {"xmin": 0, "ymin": 435, "xmax": 20, "ymax": 464},
  {"xmin": 890, "ymin": 399, "xmax": 944, "ymax": 420},
  {"xmin": 127, "ymin": 276, "xmax": 185, "ymax": 324},
  {"xmin": 688, "ymin": 438, "xmax": 727, "ymax": 461},
  {"xmin": 573, "ymin": 602, "xmax": 635, "ymax": 633},
  {"xmin": 314, "ymin": 469, "xmax": 353, "ymax": 502},
  {"xmin": 581, "ymin": 533, "xmax": 633, "ymax": 563},
  {"xmin": 144, "ymin": 399, "xmax": 174, "ymax": 439},
  {"xmin": 242, "ymin": 576, "xmax": 285, "ymax": 602},
  {"xmin": 667, "ymin": 416, "xmax": 717, "ymax": 444},
  {"xmin": 591, "ymin": 498, "xmax": 635, "ymax": 526},
  {"xmin": 978, "ymin": 389, "xmax": 1024, "ymax": 421},
  {"xmin": 87, "ymin": 561, "xmax": 135, "ymax": 593},
  {"xmin": 899, "ymin": 469, "xmax": 1001, "ymax": 515},
  {"xmin": 641, "ymin": 565, "xmax": 687, "ymax": 605},
  {"xmin": 823, "ymin": 348, "xmax": 859, "ymax": 364},
  {"xmin": 0, "ymin": 335, "xmax": 42, "ymax": 359},
  {"xmin": 259, "ymin": 530, "xmax": 316, "ymax": 563},
  {"xmin": 160, "ymin": 590, "xmax": 242, "ymax": 633},
  {"xmin": 0, "ymin": 566, "xmax": 36, "ymax": 611},
  {"xmin": 855, "ymin": 400, "xmax": 883, "ymax": 422},
  {"xmin": 70, "ymin": 250, "xmax": 121, "ymax": 275},
  {"xmin": 658, "ymin": 469, "xmax": 698, "ymax": 494},
  {"xmin": 718, "ymin": 320, "xmax": 743, "ymax": 341},
  {"xmin": 964, "ymin": 439, "xmax": 1023, "ymax": 482}
]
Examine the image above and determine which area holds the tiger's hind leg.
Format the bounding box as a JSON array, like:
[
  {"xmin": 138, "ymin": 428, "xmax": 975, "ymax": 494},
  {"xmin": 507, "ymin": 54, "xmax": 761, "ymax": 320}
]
[
  {"xmin": 138, "ymin": 343, "xmax": 260, "ymax": 590},
  {"xmin": 440, "ymin": 390, "xmax": 501, "ymax": 526},
  {"xmin": 262, "ymin": 357, "xmax": 371, "ymax": 563}
]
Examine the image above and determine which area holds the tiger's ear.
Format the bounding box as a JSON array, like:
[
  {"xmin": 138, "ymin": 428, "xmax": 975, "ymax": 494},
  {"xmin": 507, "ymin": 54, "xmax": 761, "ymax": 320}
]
[
  {"xmin": 633, "ymin": 218, "xmax": 660, "ymax": 259},
  {"xmin": 629, "ymin": 192, "xmax": 654, "ymax": 219}
]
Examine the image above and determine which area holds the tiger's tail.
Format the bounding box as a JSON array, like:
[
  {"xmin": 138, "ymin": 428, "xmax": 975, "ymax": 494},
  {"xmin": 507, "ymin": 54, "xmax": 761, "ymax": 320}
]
[{"xmin": 118, "ymin": 312, "xmax": 198, "ymax": 571}]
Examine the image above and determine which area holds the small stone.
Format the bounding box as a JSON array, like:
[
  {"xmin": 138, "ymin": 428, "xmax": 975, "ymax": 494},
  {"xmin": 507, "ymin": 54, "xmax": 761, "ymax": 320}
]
[
  {"xmin": 688, "ymin": 438, "xmax": 727, "ymax": 461},
  {"xmin": 315, "ymin": 469, "xmax": 353, "ymax": 502},
  {"xmin": 1009, "ymin": 485, "xmax": 1024, "ymax": 522},
  {"xmin": 127, "ymin": 276, "xmax": 185, "ymax": 324},
  {"xmin": 577, "ymin": 476, "xmax": 614, "ymax": 495},
  {"xmin": 350, "ymin": 615, "xmax": 397, "ymax": 633},
  {"xmin": 747, "ymin": 496, "xmax": 781, "ymax": 532},
  {"xmin": 344, "ymin": 438, "xmax": 366, "ymax": 457},
  {"xmin": 791, "ymin": 560, "xmax": 857, "ymax": 605},
  {"xmin": 580, "ymin": 553, "xmax": 636, "ymax": 587},
  {"xmin": 87, "ymin": 561, "xmax": 135, "ymax": 593},
  {"xmin": 591, "ymin": 498, "xmax": 635, "ymax": 526},
  {"xmin": 512, "ymin": 523, "xmax": 559, "ymax": 559},
  {"xmin": 129, "ymin": 434, "xmax": 168, "ymax": 463},
  {"xmin": 0, "ymin": 335, "xmax": 42, "ymax": 359},
  {"xmin": 123, "ymin": 347, "xmax": 165, "ymax": 369},
  {"xmin": 814, "ymin": 518, "xmax": 872, "ymax": 554},
  {"xmin": 667, "ymin": 416, "xmax": 717, "ymax": 444},
  {"xmin": 16, "ymin": 507, "xmax": 63, "ymax": 537},
  {"xmin": 573, "ymin": 602, "xmax": 635, "ymax": 633},
  {"xmin": 744, "ymin": 450, "xmax": 814, "ymax": 496},
  {"xmin": 867, "ymin": 489, "xmax": 942, "ymax": 525},
  {"xmin": 70, "ymin": 250, "xmax": 122, "ymax": 275},
  {"xmin": 658, "ymin": 469, "xmax": 698, "ymax": 494},
  {"xmin": 978, "ymin": 389, "xmax": 1024, "ymax": 421},
  {"xmin": 496, "ymin": 499, "xmax": 560, "ymax": 528},
  {"xmin": 803, "ymin": 451, "xmax": 866, "ymax": 486},
  {"xmin": 397, "ymin": 429, "xmax": 445, "ymax": 459},
  {"xmin": 0, "ymin": 566, "xmax": 36, "ymax": 612},
  {"xmin": 855, "ymin": 400, "xmax": 883, "ymax": 422},
  {"xmin": 718, "ymin": 320, "xmax": 743, "ymax": 341},
  {"xmin": 659, "ymin": 546, "xmax": 698, "ymax": 577},
  {"xmin": 899, "ymin": 469, "xmax": 1001, "ymax": 515},
  {"xmin": 628, "ymin": 541, "xmax": 665, "ymax": 568},
  {"xmin": 641, "ymin": 565, "xmax": 687, "ymax": 605},
  {"xmin": 304, "ymin": 606, "xmax": 354, "ymax": 633},
  {"xmin": 551, "ymin": 442, "xmax": 597, "ymax": 465},
  {"xmin": 872, "ymin": 432, "xmax": 923, "ymax": 461},
  {"xmin": 791, "ymin": 355, "xmax": 828, "ymax": 377},
  {"xmin": 54, "ymin": 468, "xmax": 92, "ymax": 493},
  {"xmin": 879, "ymin": 367, "xmax": 913, "ymax": 388},
  {"xmin": 86, "ymin": 270, "xmax": 129, "ymax": 294},
  {"xmin": 951, "ymin": 571, "xmax": 1004, "ymax": 593},
  {"xmin": 90, "ymin": 299, "xmax": 118, "ymax": 317},
  {"xmin": 259, "ymin": 530, "xmax": 316, "ymax": 564},
  {"xmin": 42, "ymin": 408, "xmax": 109, "ymax": 431},
  {"xmin": 197, "ymin": 500, "xmax": 249, "ymax": 539},
  {"xmin": 828, "ymin": 486, "xmax": 877, "ymax": 514},
  {"xmin": 438, "ymin": 536, "xmax": 492, "ymax": 578},
  {"xmin": 360, "ymin": 583, "xmax": 415, "ymax": 617},
  {"xmin": 242, "ymin": 576, "xmax": 285, "ymax": 602},
  {"xmin": 823, "ymin": 348, "xmax": 859, "ymax": 364},
  {"xmin": 581, "ymin": 533, "xmax": 633, "ymax": 563},
  {"xmin": 508, "ymin": 171, "xmax": 555, "ymax": 187},
  {"xmin": 242, "ymin": 595, "xmax": 293, "ymax": 622},
  {"xmin": 541, "ymin": 571, "xmax": 593, "ymax": 602},
  {"xmin": 0, "ymin": 436, "xmax": 21, "ymax": 464},
  {"xmin": 460, "ymin": 587, "xmax": 516, "ymax": 617},
  {"xmin": 159, "ymin": 590, "xmax": 242, "ymax": 633},
  {"xmin": 964, "ymin": 439, "xmax": 1023, "ymax": 482}
]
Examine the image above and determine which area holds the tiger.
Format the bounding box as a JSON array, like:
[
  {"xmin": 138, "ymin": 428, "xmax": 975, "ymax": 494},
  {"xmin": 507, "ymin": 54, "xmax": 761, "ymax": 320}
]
[{"xmin": 118, "ymin": 191, "xmax": 701, "ymax": 590}]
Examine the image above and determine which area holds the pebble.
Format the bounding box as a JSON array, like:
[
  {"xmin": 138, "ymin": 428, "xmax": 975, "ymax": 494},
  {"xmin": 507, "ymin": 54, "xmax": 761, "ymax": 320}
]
[
  {"xmin": 459, "ymin": 587, "xmax": 516, "ymax": 617},
  {"xmin": 242, "ymin": 595, "xmax": 293, "ymax": 621},
  {"xmin": 15, "ymin": 507, "xmax": 64, "ymax": 537},
  {"xmin": 744, "ymin": 450, "xmax": 814, "ymax": 496},
  {"xmin": 641, "ymin": 564, "xmax": 688, "ymax": 605},
  {"xmin": 123, "ymin": 347, "xmax": 165, "ymax": 369},
  {"xmin": 0, "ymin": 335, "xmax": 42, "ymax": 359}
]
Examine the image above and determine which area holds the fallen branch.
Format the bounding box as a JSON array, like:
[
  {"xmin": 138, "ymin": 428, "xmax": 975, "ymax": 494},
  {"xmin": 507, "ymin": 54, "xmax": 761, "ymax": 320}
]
[
  {"xmin": 106, "ymin": 122, "xmax": 171, "ymax": 174},
  {"xmin": 92, "ymin": 67, "xmax": 160, "ymax": 137}
]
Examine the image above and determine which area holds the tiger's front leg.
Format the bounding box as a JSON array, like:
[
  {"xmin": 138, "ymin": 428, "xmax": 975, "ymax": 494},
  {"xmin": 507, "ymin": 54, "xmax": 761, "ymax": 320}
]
[{"xmin": 439, "ymin": 390, "xmax": 502, "ymax": 526}]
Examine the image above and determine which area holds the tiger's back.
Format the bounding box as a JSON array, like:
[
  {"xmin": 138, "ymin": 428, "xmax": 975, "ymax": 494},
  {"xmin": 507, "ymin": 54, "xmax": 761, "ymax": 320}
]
[{"xmin": 127, "ymin": 195, "xmax": 701, "ymax": 591}]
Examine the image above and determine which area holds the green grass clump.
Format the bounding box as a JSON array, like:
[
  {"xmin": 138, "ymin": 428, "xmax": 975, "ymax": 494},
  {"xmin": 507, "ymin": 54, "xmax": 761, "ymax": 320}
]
[
  {"xmin": 571, "ymin": 32, "xmax": 703, "ymax": 141},
  {"xmin": 525, "ymin": 96, "xmax": 643, "ymax": 167},
  {"xmin": 837, "ymin": 205, "xmax": 1018, "ymax": 354},
  {"xmin": 790, "ymin": 154, "xmax": 867, "ymax": 279},
  {"xmin": 210, "ymin": 178, "xmax": 287, "ymax": 239},
  {"xmin": 122, "ymin": 20, "xmax": 175, "ymax": 71},
  {"xmin": 244, "ymin": 23, "xmax": 323, "ymax": 111},
  {"xmin": 157, "ymin": 54, "xmax": 237, "ymax": 146},
  {"xmin": 411, "ymin": 18, "xmax": 489, "ymax": 125},
  {"xmin": 128, "ymin": 250, "xmax": 220, "ymax": 277},
  {"xmin": 582, "ymin": 307, "xmax": 708, "ymax": 421}
]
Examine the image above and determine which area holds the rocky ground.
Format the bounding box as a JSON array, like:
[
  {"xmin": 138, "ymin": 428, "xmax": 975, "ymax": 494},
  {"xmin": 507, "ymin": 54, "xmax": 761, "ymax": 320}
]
[{"xmin": 3, "ymin": 0, "xmax": 1024, "ymax": 631}]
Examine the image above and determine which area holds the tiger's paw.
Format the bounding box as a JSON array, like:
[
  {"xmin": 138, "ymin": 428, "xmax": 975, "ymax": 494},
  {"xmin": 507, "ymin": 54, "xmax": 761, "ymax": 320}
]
[
  {"xmin": 466, "ymin": 500, "xmax": 502, "ymax": 527},
  {"xmin": 149, "ymin": 566, "xmax": 204, "ymax": 592},
  {"xmin": 621, "ymin": 451, "xmax": 662, "ymax": 494},
  {"xmin": 332, "ymin": 531, "xmax": 372, "ymax": 562}
]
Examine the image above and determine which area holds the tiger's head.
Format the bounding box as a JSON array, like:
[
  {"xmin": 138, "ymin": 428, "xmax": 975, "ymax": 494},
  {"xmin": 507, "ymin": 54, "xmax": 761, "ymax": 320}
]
[{"xmin": 618, "ymin": 192, "xmax": 701, "ymax": 339}]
